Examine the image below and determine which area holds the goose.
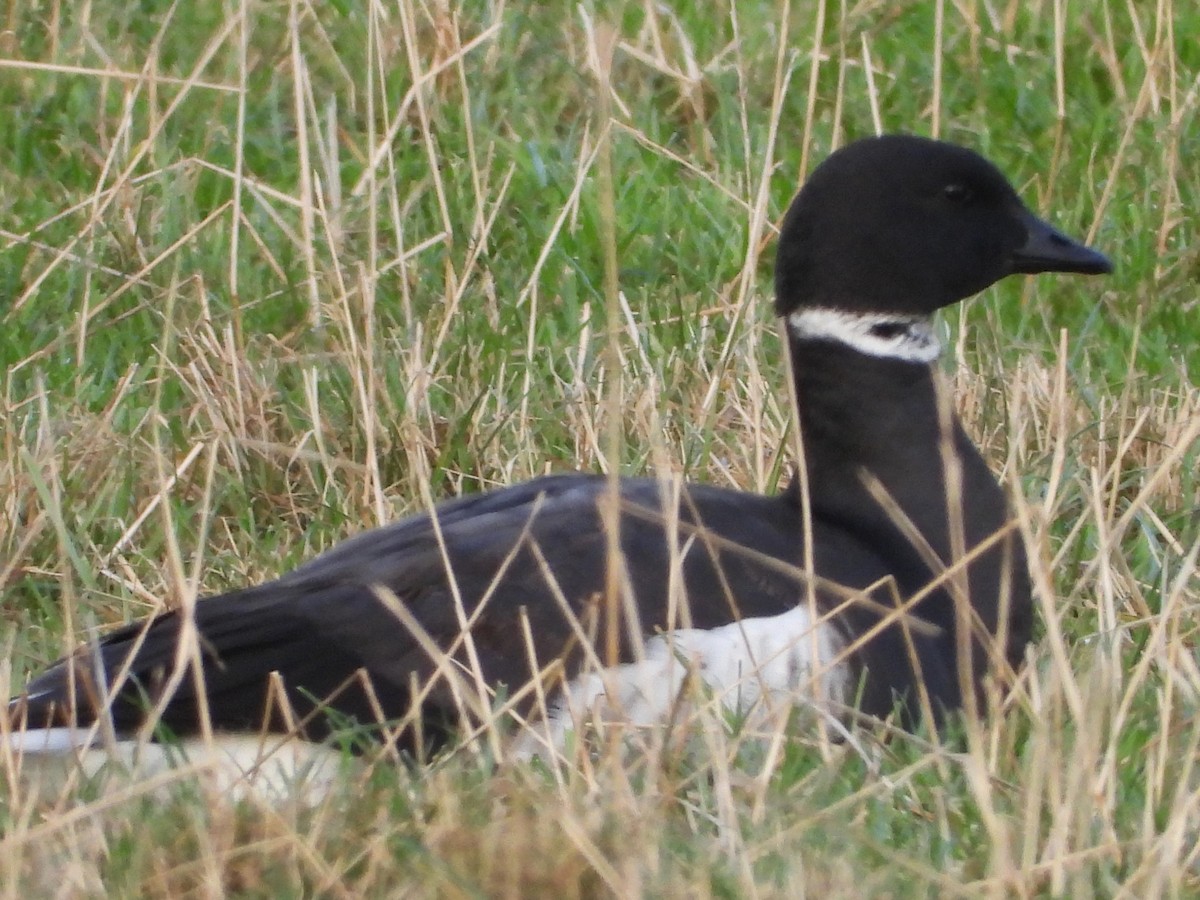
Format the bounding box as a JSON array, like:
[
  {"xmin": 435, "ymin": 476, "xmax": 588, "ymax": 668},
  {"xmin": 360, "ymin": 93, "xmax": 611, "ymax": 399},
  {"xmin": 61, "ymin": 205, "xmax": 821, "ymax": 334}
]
[{"xmin": 6, "ymin": 135, "xmax": 1111, "ymax": 772}]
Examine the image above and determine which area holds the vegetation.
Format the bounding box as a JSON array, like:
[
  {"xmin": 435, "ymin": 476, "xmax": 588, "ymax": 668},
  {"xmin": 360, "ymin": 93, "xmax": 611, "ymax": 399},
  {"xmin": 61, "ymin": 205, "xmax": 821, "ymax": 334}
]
[{"xmin": 1, "ymin": 0, "xmax": 1197, "ymax": 895}]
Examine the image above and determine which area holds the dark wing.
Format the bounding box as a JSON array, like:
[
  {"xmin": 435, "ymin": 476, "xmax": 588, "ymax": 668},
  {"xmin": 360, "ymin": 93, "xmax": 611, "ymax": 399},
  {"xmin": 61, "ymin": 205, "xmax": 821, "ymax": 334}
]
[{"xmin": 14, "ymin": 474, "xmax": 619, "ymax": 746}]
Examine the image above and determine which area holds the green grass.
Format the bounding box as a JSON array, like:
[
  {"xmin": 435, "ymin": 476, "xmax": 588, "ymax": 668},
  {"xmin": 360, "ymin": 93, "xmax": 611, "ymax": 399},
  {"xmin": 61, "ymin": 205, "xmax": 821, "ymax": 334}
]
[{"xmin": 2, "ymin": 0, "xmax": 1199, "ymax": 895}]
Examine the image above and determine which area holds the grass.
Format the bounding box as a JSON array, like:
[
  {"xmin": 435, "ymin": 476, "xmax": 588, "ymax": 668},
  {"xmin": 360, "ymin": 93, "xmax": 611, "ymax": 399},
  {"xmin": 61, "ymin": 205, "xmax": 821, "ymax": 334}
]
[{"xmin": 1, "ymin": 0, "xmax": 1198, "ymax": 895}]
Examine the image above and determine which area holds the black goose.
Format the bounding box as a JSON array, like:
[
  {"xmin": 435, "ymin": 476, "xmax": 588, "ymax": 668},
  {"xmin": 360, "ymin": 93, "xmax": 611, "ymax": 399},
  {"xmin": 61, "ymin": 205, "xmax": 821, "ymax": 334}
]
[{"xmin": 8, "ymin": 136, "xmax": 1111, "ymax": 763}]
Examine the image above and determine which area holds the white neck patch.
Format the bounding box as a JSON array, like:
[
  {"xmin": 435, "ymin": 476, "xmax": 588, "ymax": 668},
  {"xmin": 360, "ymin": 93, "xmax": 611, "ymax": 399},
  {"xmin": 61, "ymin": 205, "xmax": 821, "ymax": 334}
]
[{"xmin": 786, "ymin": 308, "xmax": 941, "ymax": 364}]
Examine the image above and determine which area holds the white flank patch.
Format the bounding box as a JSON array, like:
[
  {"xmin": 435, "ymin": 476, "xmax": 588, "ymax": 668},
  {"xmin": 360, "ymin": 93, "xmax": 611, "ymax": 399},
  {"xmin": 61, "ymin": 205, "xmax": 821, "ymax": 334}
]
[
  {"xmin": 4, "ymin": 728, "xmax": 349, "ymax": 804},
  {"xmin": 513, "ymin": 605, "xmax": 849, "ymax": 758},
  {"xmin": 787, "ymin": 307, "xmax": 941, "ymax": 363}
]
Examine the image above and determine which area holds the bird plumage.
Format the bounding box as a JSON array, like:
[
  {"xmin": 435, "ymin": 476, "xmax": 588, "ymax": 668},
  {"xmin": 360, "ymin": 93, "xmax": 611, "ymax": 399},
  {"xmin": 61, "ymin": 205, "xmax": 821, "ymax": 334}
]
[{"xmin": 7, "ymin": 134, "xmax": 1112, "ymax": 762}]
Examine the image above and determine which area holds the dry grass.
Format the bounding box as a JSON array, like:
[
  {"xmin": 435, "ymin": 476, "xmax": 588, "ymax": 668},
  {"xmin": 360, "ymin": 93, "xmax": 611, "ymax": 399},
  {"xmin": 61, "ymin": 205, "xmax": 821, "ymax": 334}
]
[{"xmin": 1, "ymin": 0, "xmax": 1198, "ymax": 895}]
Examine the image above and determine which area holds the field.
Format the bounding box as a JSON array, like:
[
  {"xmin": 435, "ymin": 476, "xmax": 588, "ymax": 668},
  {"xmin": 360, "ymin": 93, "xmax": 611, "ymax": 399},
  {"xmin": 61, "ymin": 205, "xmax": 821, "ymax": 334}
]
[{"xmin": 1, "ymin": 0, "xmax": 1198, "ymax": 895}]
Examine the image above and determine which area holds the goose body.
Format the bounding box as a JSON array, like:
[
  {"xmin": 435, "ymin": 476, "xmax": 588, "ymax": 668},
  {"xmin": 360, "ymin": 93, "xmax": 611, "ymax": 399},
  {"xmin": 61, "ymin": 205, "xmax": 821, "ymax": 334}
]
[{"xmin": 7, "ymin": 136, "xmax": 1111, "ymax": 767}]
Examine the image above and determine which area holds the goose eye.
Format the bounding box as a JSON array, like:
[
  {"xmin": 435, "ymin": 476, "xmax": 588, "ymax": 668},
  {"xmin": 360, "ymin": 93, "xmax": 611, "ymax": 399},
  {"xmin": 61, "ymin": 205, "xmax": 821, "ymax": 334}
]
[{"xmin": 943, "ymin": 183, "xmax": 974, "ymax": 204}]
